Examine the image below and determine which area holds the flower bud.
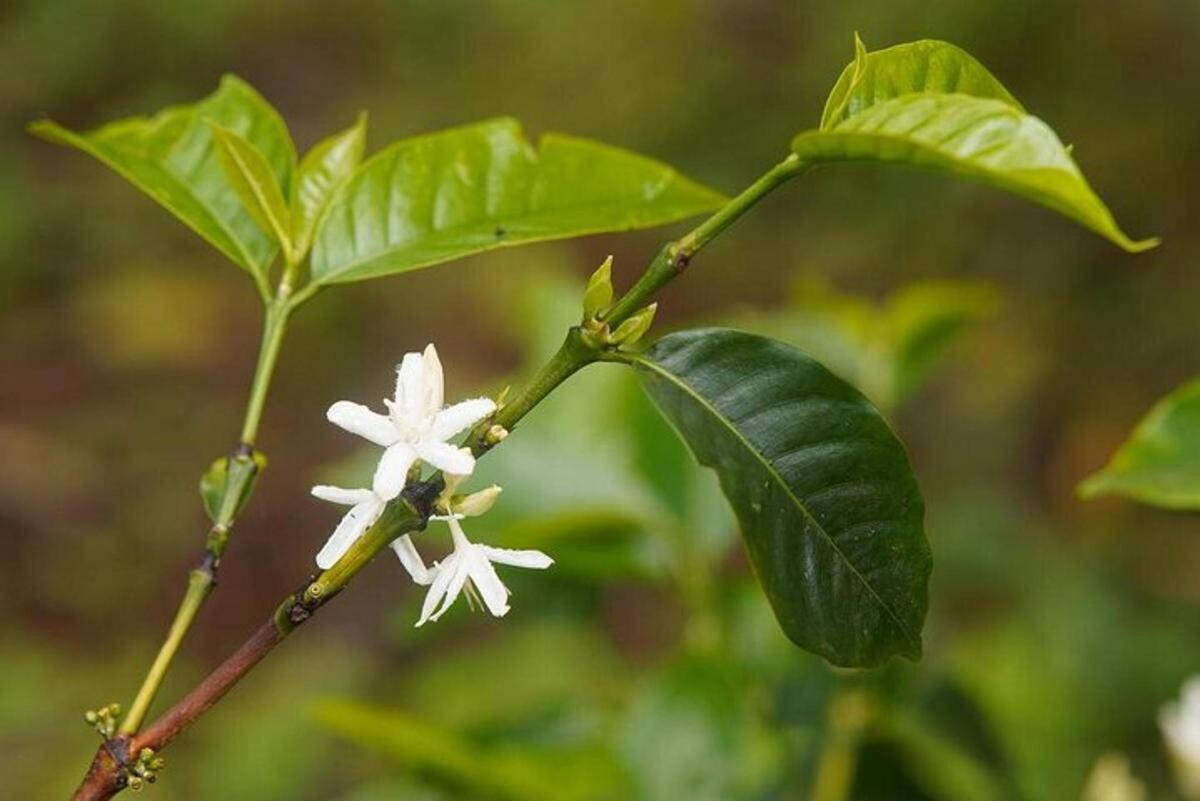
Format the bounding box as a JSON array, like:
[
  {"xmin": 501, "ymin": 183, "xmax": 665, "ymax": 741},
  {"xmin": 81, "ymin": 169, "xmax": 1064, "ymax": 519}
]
[
  {"xmin": 455, "ymin": 485, "xmax": 502, "ymax": 517},
  {"xmin": 582, "ymin": 256, "xmax": 614, "ymax": 320}
]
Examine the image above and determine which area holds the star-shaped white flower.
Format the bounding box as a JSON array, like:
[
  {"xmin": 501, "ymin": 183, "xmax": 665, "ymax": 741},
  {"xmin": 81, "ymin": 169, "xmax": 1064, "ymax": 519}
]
[
  {"xmin": 388, "ymin": 478, "xmax": 552, "ymax": 625},
  {"xmin": 310, "ymin": 485, "xmax": 386, "ymax": 570},
  {"xmin": 326, "ymin": 344, "xmax": 496, "ymax": 500}
]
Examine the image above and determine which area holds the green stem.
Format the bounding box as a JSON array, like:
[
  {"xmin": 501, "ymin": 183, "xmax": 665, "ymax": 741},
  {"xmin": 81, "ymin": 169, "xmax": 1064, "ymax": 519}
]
[
  {"xmin": 474, "ymin": 327, "xmax": 598, "ymax": 452},
  {"xmin": 118, "ymin": 295, "xmax": 294, "ymax": 734},
  {"xmin": 603, "ymin": 154, "xmax": 806, "ymax": 326},
  {"xmin": 119, "ymin": 570, "xmax": 211, "ymax": 734},
  {"xmin": 240, "ymin": 299, "xmax": 293, "ymax": 445}
]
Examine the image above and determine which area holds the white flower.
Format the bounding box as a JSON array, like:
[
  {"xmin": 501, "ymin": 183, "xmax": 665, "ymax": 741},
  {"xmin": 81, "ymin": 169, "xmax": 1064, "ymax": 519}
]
[
  {"xmin": 326, "ymin": 344, "xmax": 496, "ymax": 500},
  {"xmin": 310, "ymin": 485, "xmax": 386, "ymax": 570},
  {"xmin": 1162, "ymin": 677, "xmax": 1200, "ymax": 799},
  {"xmin": 388, "ymin": 478, "xmax": 552, "ymax": 625}
]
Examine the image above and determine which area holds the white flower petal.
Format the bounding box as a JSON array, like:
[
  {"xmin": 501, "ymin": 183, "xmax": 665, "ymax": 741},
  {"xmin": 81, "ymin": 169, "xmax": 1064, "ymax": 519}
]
[
  {"xmin": 430, "ymin": 558, "xmax": 472, "ymax": 622},
  {"xmin": 468, "ymin": 551, "xmax": 511, "ymax": 617},
  {"xmin": 373, "ymin": 443, "xmax": 417, "ymax": 500},
  {"xmin": 315, "ymin": 498, "xmax": 383, "ymax": 570},
  {"xmin": 396, "ymin": 351, "xmax": 427, "ymax": 424},
  {"xmin": 326, "ymin": 401, "xmax": 399, "ymax": 446},
  {"xmin": 391, "ymin": 534, "xmax": 433, "ymax": 585},
  {"xmin": 477, "ymin": 545, "xmax": 554, "ymax": 570},
  {"xmin": 416, "ymin": 559, "xmax": 456, "ymax": 627},
  {"xmin": 422, "ymin": 344, "xmax": 444, "ymax": 418},
  {"xmin": 431, "ymin": 398, "xmax": 496, "ymax": 441},
  {"xmin": 311, "ymin": 485, "xmax": 377, "ymax": 506},
  {"xmin": 415, "ymin": 441, "xmax": 475, "ymax": 475}
]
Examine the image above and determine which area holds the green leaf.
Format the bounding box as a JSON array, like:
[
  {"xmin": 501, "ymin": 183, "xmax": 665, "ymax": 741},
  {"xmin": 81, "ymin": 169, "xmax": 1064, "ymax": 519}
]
[
  {"xmin": 310, "ymin": 118, "xmax": 726, "ymax": 286},
  {"xmin": 315, "ymin": 699, "xmax": 625, "ymax": 801},
  {"xmin": 212, "ymin": 124, "xmax": 293, "ymax": 260},
  {"xmin": 629, "ymin": 328, "xmax": 930, "ymax": 666},
  {"xmin": 1079, "ymin": 377, "xmax": 1200, "ymax": 509},
  {"xmin": 794, "ymin": 93, "xmax": 1155, "ymax": 253},
  {"xmin": 291, "ymin": 113, "xmax": 367, "ymax": 260},
  {"xmin": 821, "ymin": 36, "xmax": 1022, "ymax": 129},
  {"xmin": 199, "ymin": 451, "xmax": 267, "ymax": 524},
  {"xmin": 30, "ymin": 75, "xmax": 296, "ymax": 286}
]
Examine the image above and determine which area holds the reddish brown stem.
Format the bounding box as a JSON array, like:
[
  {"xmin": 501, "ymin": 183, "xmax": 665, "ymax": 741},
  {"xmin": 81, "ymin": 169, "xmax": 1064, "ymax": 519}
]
[{"xmin": 71, "ymin": 620, "xmax": 286, "ymax": 801}]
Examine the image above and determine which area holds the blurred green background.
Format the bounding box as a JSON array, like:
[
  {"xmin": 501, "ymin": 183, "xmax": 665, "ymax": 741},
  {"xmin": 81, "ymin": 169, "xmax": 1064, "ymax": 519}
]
[{"xmin": 3, "ymin": 1, "xmax": 1199, "ymax": 799}]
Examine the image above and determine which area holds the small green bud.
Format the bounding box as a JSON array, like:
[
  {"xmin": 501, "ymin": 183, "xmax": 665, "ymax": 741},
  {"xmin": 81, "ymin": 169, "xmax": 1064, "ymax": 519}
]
[
  {"xmin": 139, "ymin": 748, "xmax": 154, "ymax": 761},
  {"xmin": 84, "ymin": 710, "xmax": 98, "ymax": 724},
  {"xmin": 582, "ymin": 256, "xmax": 614, "ymax": 320},
  {"xmin": 485, "ymin": 424, "xmax": 509, "ymax": 445},
  {"xmin": 610, "ymin": 303, "xmax": 657, "ymax": 347}
]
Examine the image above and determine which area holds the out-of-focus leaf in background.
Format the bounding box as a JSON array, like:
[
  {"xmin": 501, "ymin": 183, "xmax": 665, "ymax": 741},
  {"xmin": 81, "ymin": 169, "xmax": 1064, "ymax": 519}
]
[{"xmin": 1080, "ymin": 377, "xmax": 1200, "ymax": 509}]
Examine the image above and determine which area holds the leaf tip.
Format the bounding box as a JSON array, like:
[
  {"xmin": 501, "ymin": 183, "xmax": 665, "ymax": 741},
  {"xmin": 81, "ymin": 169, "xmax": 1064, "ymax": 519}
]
[
  {"xmin": 1124, "ymin": 235, "xmax": 1161, "ymax": 254},
  {"xmin": 1076, "ymin": 472, "xmax": 1109, "ymax": 500},
  {"xmin": 27, "ymin": 119, "xmax": 70, "ymax": 144}
]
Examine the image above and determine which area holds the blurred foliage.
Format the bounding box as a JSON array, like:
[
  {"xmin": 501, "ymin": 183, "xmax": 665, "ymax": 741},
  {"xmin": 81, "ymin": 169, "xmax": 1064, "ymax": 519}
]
[{"xmin": 5, "ymin": 2, "xmax": 1200, "ymax": 800}]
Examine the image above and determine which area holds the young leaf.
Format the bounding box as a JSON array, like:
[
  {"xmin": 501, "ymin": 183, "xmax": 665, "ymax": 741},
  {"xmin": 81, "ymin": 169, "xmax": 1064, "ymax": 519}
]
[
  {"xmin": 628, "ymin": 328, "xmax": 930, "ymax": 667},
  {"xmin": 793, "ymin": 93, "xmax": 1156, "ymax": 253},
  {"xmin": 30, "ymin": 75, "xmax": 296, "ymax": 287},
  {"xmin": 310, "ymin": 118, "xmax": 727, "ymax": 286},
  {"xmin": 199, "ymin": 451, "xmax": 267, "ymax": 524},
  {"xmin": 1079, "ymin": 377, "xmax": 1200, "ymax": 509},
  {"xmin": 212, "ymin": 124, "xmax": 293, "ymax": 261},
  {"xmin": 821, "ymin": 36, "xmax": 1022, "ymax": 129},
  {"xmin": 291, "ymin": 113, "xmax": 367, "ymax": 260}
]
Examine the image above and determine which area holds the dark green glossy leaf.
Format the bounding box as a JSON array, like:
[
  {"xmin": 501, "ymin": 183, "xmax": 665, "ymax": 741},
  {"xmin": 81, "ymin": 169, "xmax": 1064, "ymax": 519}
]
[
  {"xmin": 821, "ymin": 36, "xmax": 1021, "ymax": 129},
  {"xmin": 310, "ymin": 118, "xmax": 726, "ymax": 285},
  {"xmin": 1079, "ymin": 377, "xmax": 1200, "ymax": 509},
  {"xmin": 630, "ymin": 328, "xmax": 930, "ymax": 666},
  {"xmin": 30, "ymin": 75, "xmax": 296, "ymax": 284},
  {"xmin": 212, "ymin": 124, "xmax": 293, "ymax": 259},
  {"xmin": 794, "ymin": 93, "xmax": 1155, "ymax": 253},
  {"xmin": 291, "ymin": 113, "xmax": 367, "ymax": 259}
]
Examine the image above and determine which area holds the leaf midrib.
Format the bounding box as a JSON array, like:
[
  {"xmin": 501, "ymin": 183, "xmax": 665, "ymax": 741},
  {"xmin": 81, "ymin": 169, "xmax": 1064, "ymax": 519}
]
[
  {"xmin": 631, "ymin": 351, "xmax": 918, "ymax": 648},
  {"xmin": 314, "ymin": 193, "xmax": 712, "ymax": 284}
]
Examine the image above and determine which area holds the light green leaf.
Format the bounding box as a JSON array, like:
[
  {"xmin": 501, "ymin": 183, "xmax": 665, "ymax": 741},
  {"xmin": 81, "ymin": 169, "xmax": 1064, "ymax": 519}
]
[
  {"xmin": 821, "ymin": 36, "xmax": 1022, "ymax": 129},
  {"xmin": 310, "ymin": 118, "xmax": 726, "ymax": 286},
  {"xmin": 30, "ymin": 75, "xmax": 296, "ymax": 287},
  {"xmin": 199, "ymin": 450, "xmax": 267, "ymax": 524},
  {"xmin": 212, "ymin": 124, "xmax": 293, "ymax": 260},
  {"xmin": 630, "ymin": 328, "xmax": 930, "ymax": 667},
  {"xmin": 291, "ymin": 113, "xmax": 367, "ymax": 260},
  {"xmin": 794, "ymin": 93, "xmax": 1156, "ymax": 253},
  {"xmin": 1079, "ymin": 377, "xmax": 1200, "ymax": 509}
]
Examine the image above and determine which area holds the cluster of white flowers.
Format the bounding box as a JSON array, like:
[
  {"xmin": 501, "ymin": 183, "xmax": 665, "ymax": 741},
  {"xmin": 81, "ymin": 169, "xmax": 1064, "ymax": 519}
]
[{"xmin": 311, "ymin": 344, "xmax": 552, "ymax": 625}]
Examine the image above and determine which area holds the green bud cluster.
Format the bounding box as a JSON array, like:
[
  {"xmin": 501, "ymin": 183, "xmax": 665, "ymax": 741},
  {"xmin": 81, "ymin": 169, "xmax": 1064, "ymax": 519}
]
[
  {"xmin": 83, "ymin": 703, "xmax": 122, "ymax": 738},
  {"xmin": 580, "ymin": 256, "xmax": 657, "ymax": 350},
  {"xmin": 125, "ymin": 747, "xmax": 166, "ymax": 791}
]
